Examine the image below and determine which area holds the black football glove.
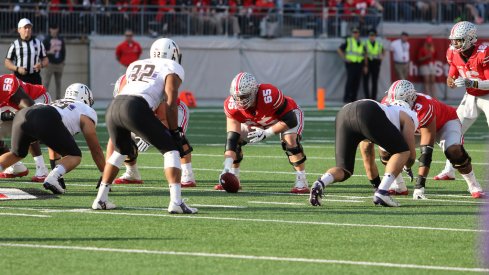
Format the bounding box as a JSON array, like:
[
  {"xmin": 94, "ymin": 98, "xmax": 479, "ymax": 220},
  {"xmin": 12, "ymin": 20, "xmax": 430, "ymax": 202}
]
[{"xmin": 1, "ymin": 110, "xmax": 15, "ymax": 121}]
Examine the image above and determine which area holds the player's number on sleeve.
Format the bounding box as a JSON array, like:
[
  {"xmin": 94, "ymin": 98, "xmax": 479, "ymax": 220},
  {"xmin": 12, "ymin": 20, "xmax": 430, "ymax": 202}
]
[
  {"xmin": 263, "ymin": 89, "xmax": 272, "ymax": 104},
  {"xmin": 129, "ymin": 64, "xmax": 156, "ymax": 83},
  {"xmin": 2, "ymin": 77, "xmax": 13, "ymax": 92}
]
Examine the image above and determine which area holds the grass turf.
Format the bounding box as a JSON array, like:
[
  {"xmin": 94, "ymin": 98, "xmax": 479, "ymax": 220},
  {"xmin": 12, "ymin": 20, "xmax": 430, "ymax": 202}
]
[{"xmin": 0, "ymin": 106, "xmax": 487, "ymax": 274}]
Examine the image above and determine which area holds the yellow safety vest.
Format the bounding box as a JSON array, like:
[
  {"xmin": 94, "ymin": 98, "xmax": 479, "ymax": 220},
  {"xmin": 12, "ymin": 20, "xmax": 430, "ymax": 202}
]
[
  {"xmin": 345, "ymin": 37, "xmax": 364, "ymax": 63},
  {"xmin": 366, "ymin": 40, "xmax": 383, "ymax": 60}
]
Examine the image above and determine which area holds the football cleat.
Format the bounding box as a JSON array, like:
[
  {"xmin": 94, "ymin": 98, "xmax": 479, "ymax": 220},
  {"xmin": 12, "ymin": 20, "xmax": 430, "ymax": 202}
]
[
  {"xmin": 291, "ymin": 174, "xmax": 309, "ymax": 194},
  {"xmin": 114, "ymin": 171, "xmax": 143, "ymax": 184},
  {"xmin": 31, "ymin": 167, "xmax": 49, "ymax": 182},
  {"xmin": 413, "ymin": 188, "xmax": 427, "ymax": 200},
  {"xmin": 92, "ymin": 200, "xmax": 116, "ymax": 210},
  {"xmin": 0, "ymin": 162, "xmax": 29, "ymax": 178},
  {"xmin": 309, "ymin": 180, "xmax": 324, "ymax": 206},
  {"xmin": 168, "ymin": 200, "xmax": 198, "ymax": 214},
  {"xmin": 181, "ymin": 171, "xmax": 196, "ymax": 188},
  {"xmin": 471, "ymin": 191, "xmax": 486, "ymax": 199},
  {"xmin": 373, "ymin": 191, "xmax": 400, "ymax": 207},
  {"xmin": 43, "ymin": 175, "xmax": 65, "ymax": 194},
  {"xmin": 467, "ymin": 182, "xmax": 485, "ymax": 199},
  {"xmin": 433, "ymin": 170, "xmax": 456, "ymax": 180}
]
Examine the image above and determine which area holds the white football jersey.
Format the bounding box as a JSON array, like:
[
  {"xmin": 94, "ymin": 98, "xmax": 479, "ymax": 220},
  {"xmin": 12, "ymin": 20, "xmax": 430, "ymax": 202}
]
[
  {"xmin": 119, "ymin": 58, "xmax": 185, "ymax": 110},
  {"xmin": 50, "ymin": 100, "xmax": 98, "ymax": 136},
  {"xmin": 375, "ymin": 100, "xmax": 419, "ymax": 131}
]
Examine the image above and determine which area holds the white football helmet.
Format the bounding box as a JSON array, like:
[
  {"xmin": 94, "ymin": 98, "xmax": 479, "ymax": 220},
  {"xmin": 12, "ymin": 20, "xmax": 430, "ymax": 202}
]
[
  {"xmin": 150, "ymin": 38, "xmax": 182, "ymax": 64},
  {"xmin": 65, "ymin": 83, "xmax": 94, "ymax": 107},
  {"xmin": 449, "ymin": 21, "xmax": 477, "ymax": 52},
  {"xmin": 386, "ymin": 80, "xmax": 417, "ymax": 108},
  {"xmin": 230, "ymin": 72, "xmax": 259, "ymax": 109}
]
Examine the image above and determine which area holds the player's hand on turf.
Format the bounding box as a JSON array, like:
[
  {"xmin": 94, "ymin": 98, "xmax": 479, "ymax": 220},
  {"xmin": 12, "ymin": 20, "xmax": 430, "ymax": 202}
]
[
  {"xmin": 454, "ymin": 77, "xmax": 477, "ymax": 88},
  {"xmin": 135, "ymin": 136, "xmax": 150, "ymax": 152},
  {"xmin": 403, "ymin": 166, "xmax": 414, "ymax": 182},
  {"xmin": 247, "ymin": 126, "xmax": 273, "ymax": 143}
]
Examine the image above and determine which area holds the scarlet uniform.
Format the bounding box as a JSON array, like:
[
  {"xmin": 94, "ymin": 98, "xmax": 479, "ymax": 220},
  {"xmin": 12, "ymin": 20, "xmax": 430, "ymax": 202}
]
[
  {"xmin": 224, "ymin": 84, "xmax": 301, "ymax": 132},
  {"xmin": 382, "ymin": 93, "xmax": 458, "ymax": 131},
  {"xmin": 0, "ymin": 75, "xmax": 48, "ymax": 110},
  {"xmin": 448, "ymin": 42, "xmax": 489, "ymax": 97}
]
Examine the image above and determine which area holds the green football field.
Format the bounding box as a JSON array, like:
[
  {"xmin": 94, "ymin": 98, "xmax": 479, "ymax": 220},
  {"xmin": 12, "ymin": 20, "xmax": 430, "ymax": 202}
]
[{"xmin": 0, "ymin": 106, "xmax": 487, "ymax": 274}]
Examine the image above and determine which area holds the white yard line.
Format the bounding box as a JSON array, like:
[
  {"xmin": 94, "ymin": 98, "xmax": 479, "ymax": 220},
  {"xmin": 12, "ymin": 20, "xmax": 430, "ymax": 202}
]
[
  {"xmin": 0, "ymin": 242, "xmax": 486, "ymax": 272},
  {"xmin": 248, "ymin": 199, "xmax": 364, "ymax": 205},
  {"xmin": 0, "ymin": 212, "xmax": 50, "ymax": 218}
]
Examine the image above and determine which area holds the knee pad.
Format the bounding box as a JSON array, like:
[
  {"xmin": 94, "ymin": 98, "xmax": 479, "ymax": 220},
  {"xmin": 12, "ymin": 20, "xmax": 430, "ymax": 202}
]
[
  {"xmin": 125, "ymin": 140, "xmax": 139, "ymax": 163},
  {"xmin": 445, "ymin": 145, "xmax": 471, "ymax": 170},
  {"xmin": 418, "ymin": 145, "xmax": 434, "ymax": 168},
  {"xmin": 281, "ymin": 140, "xmax": 306, "ymax": 167},
  {"xmin": 180, "ymin": 133, "xmax": 193, "ymax": 157},
  {"xmin": 164, "ymin": 150, "xmax": 181, "ymax": 169},
  {"xmin": 107, "ymin": 151, "xmax": 126, "ymax": 168},
  {"xmin": 233, "ymin": 141, "xmax": 246, "ymax": 164}
]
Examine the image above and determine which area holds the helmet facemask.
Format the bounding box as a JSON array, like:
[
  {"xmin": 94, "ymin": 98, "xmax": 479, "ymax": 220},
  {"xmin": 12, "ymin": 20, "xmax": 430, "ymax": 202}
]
[{"xmin": 449, "ymin": 21, "xmax": 477, "ymax": 52}]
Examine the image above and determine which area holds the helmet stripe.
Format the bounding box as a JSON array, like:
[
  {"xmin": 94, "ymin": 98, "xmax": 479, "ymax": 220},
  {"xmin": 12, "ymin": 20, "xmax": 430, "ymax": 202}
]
[{"xmin": 389, "ymin": 80, "xmax": 400, "ymax": 102}]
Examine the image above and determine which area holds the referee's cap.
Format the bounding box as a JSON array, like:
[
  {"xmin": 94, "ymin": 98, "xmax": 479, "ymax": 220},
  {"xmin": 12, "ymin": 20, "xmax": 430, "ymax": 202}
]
[{"xmin": 18, "ymin": 18, "xmax": 32, "ymax": 29}]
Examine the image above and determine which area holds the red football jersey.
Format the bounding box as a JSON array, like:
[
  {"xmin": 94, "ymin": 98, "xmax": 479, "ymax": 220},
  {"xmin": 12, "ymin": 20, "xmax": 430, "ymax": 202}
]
[
  {"xmin": 224, "ymin": 83, "xmax": 298, "ymax": 129},
  {"xmin": 0, "ymin": 74, "xmax": 46, "ymax": 110},
  {"xmin": 449, "ymin": 42, "xmax": 489, "ymax": 96},
  {"xmin": 381, "ymin": 93, "xmax": 458, "ymax": 131}
]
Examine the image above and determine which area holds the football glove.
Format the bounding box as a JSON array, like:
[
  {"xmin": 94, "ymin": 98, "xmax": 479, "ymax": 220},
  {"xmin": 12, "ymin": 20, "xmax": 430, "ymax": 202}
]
[
  {"xmin": 1, "ymin": 110, "xmax": 15, "ymax": 121},
  {"xmin": 454, "ymin": 77, "xmax": 478, "ymax": 88},
  {"xmin": 403, "ymin": 166, "xmax": 414, "ymax": 182},
  {"xmin": 135, "ymin": 136, "xmax": 150, "ymax": 152},
  {"xmin": 247, "ymin": 126, "xmax": 274, "ymax": 143}
]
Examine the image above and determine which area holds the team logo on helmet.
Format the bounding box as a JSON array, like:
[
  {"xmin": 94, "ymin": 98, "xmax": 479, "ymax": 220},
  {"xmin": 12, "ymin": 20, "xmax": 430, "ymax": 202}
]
[
  {"xmin": 65, "ymin": 83, "xmax": 94, "ymax": 107},
  {"xmin": 386, "ymin": 80, "xmax": 417, "ymax": 108},
  {"xmin": 449, "ymin": 21, "xmax": 477, "ymax": 52},
  {"xmin": 230, "ymin": 72, "xmax": 259, "ymax": 110}
]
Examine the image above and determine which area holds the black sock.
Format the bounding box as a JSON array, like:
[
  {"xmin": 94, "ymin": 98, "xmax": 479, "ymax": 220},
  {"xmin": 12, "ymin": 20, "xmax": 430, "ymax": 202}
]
[
  {"xmin": 415, "ymin": 176, "xmax": 426, "ymax": 189},
  {"xmin": 370, "ymin": 175, "xmax": 381, "ymax": 189}
]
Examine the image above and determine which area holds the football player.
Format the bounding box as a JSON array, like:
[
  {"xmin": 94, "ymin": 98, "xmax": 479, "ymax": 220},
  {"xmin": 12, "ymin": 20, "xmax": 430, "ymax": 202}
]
[
  {"xmin": 0, "ymin": 74, "xmax": 50, "ymax": 182},
  {"xmin": 309, "ymin": 99, "xmax": 418, "ymax": 207},
  {"xmin": 219, "ymin": 72, "xmax": 309, "ymax": 194},
  {"xmin": 0, "ymin": 83, "xmax": 105, "ymax": 195},
  {"xmin": 384, "ymin": 79, "xmax": 485, "ymax": 199},
  {"xmin": 434, "ymin": 21, "xmax": 489, "ymax": 181},
  {"xmin": 107, "ymin": 74, "xmax": 196, "ymax": 187},
  {"xmin": 93, "ymin": 38, "xmax": 197, "ymax": 214}
]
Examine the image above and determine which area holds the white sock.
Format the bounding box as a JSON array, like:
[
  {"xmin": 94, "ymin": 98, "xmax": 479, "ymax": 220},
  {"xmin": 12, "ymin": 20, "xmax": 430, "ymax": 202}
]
[
  {"xmin": 378, "ymin": 173, "xmax": 396, "ymax": 191},
  {"xmin": 50, "ymin": 164, "xmax": 66, "ymax": 179},
  {"xmin": 34, "ymin": 156, "xmax": 46, "ymax": 170},
  {"xmin": 230, "ymin": 167, "xmax": 240, "ymax": 178},
  {"xmin": 95, "ymin": 183, "xmax": 111, "ymax": 202},
  {"xmin": 444, "ymin": 159, "xmax": 454, "ymax": 173},
  {"xmin": 461, "ymin": 170, "xmax": 481, "ymax": 191},
  {"xmin": 169, "ymin": 183, "xmax": 182, "ymax": 205},
  {"xmin": 319, "ymin": 173, "xmax": 334, "ymax": 187},
  {"xmin": 126, "ymin": 163, "xmax": 138, "ymax": 173},
  {"xmin": 296, "ymin": 170, "xmax": 306, "ymax": 177},
  {"xmin": 181, "ymin": 163, "xmax": 192, "ymax": 175}
]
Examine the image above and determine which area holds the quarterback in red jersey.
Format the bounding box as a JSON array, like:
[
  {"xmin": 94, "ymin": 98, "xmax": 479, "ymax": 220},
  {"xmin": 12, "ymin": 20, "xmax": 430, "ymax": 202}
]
[
  {"xmin": 385, "ymin": 80, "xmax": 485, "ymax": 199},
  {"xmin": 218, "ymin": 72, "xmax": 308, "ymax": 193},
  {"xmin": 435, "ymin": 21, "xmax": 489, "ymax": 181},
  {"xmin": 0, "ymin": 74, "xmax": 50, "ymax": 181}
]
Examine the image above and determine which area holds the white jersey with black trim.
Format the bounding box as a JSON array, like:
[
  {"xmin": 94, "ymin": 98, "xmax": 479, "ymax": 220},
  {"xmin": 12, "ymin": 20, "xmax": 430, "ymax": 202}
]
[
  {"xmin": 119, "ymin": 58, "xmax": 185, "ymax": 110},
  {"xmin": 359, "ymin": 99, "xmax": 418, "ymax": 131},
  {"xmin": 50, "ymin": 100, "xmax": 98, "ymax": 136}
]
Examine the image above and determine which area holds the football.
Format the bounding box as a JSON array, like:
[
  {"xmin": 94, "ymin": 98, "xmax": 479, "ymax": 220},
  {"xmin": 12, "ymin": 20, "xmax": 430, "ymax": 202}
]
[{"xmin": 219, "ymin": 172, "xmax": 240, "ymax": 193}]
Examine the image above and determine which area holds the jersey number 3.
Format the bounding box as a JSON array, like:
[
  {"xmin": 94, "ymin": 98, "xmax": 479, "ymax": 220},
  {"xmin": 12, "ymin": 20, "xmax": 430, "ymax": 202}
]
[{"xmin": 129, "ymin": 64, "xmax": 156, "ymax": 83}]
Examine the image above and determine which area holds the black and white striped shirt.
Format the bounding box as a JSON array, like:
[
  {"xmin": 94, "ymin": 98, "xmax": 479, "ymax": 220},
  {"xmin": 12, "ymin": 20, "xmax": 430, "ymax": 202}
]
[{"xmin": 5, "ymin": 37, "xmax": 47, "ymax": 74}]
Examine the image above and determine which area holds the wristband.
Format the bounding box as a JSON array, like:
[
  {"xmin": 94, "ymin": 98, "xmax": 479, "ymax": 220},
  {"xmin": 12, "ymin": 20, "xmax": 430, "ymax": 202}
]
[{"xmin": 264, "ymin": 127, "xmax": 275, "ymax": 138}]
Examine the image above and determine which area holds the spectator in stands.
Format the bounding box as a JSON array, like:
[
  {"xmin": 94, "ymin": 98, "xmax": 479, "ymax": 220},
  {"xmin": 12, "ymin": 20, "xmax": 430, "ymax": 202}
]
[
  {"xmin": 363, "ymin": 29, "xmax": 384, "ymax": 100},
  {"xmin": 5, "ymin": 18, "xmax": 48, "ymax": 85},
  {"xmin": 256, "ymin": 0, "xmax": 278, "ymax": 38},
  {"xmin": 232, "ymin": 0, "xmax": 255, "ymax": 36},
  {"xmin": 115, "ymin": 29, "xmax": 142, "ymax": 68},
  {"xmin": 337, "ymin": 26, "xmax": 367, "ymax": 103},
  {"xmin": 390, "ymin": 31, "xmax": 410, "ymax": 80},
  {"xmin": 417, "ymin": 36, "xmax": 437, "ymax": 98},
  {"xmin": 382, "ymin": 0, "xmax": 414, "ymax": 22},
  {"xmin": 326, "ymin": 0, "xmax": 344, "ymax": 37},
  {"xmin": 193, "ymin": 0, "xmax": 216, "ymax": 35},
  {"xmin": 466, "ymin": 0, "xmax": 486, "ymax": 24},
  {"xmin": 416, "ymin": 0, "xmax": 438, "ymax": 23},
  {"xmin": 211, "ymin": 0, "xmax": 240, "ymax": 36},
  {"xmin": 43, "ymin": 23, "xmax": 66, "ymax": 100},
  {"xmin": 355, "ymin": 0, "xmax": 383, "ymax": 35}
]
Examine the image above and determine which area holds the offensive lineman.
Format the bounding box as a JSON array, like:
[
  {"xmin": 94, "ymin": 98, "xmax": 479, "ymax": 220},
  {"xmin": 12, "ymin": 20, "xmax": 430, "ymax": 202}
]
[
  {"xmin": 434, "ymin": 21, "xmax": 489, "ymax": 181},
  {"xmin": 0, "ymin": 74, "xmax": 50, "ymax": 182},
  {"xmin": 0, "ymin": 83, "xmax": 105, "ymax": 194},
  {"xmin": 107, "ymin": 74, "xmax": 196, "ymax": 187},
  {"xmin": 384, "ymin": 80, "xmax": 485, "ymax": 199},
  {"xmin": 92, "ymin": 38, "xmax": 197, "ymax": 214},
  {"xmin": 220, "ymin": 72, "xmax": 309, "ymax": 194},
  {"xmin": 309, "ymin": 99, "xmax": 418, "ymax": 207}
]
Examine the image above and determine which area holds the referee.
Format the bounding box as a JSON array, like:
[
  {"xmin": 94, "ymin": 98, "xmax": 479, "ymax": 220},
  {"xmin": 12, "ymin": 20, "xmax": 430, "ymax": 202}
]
[{"xmin": 4, "ymin": 18, "xmax": 48, "ymax": 85}]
